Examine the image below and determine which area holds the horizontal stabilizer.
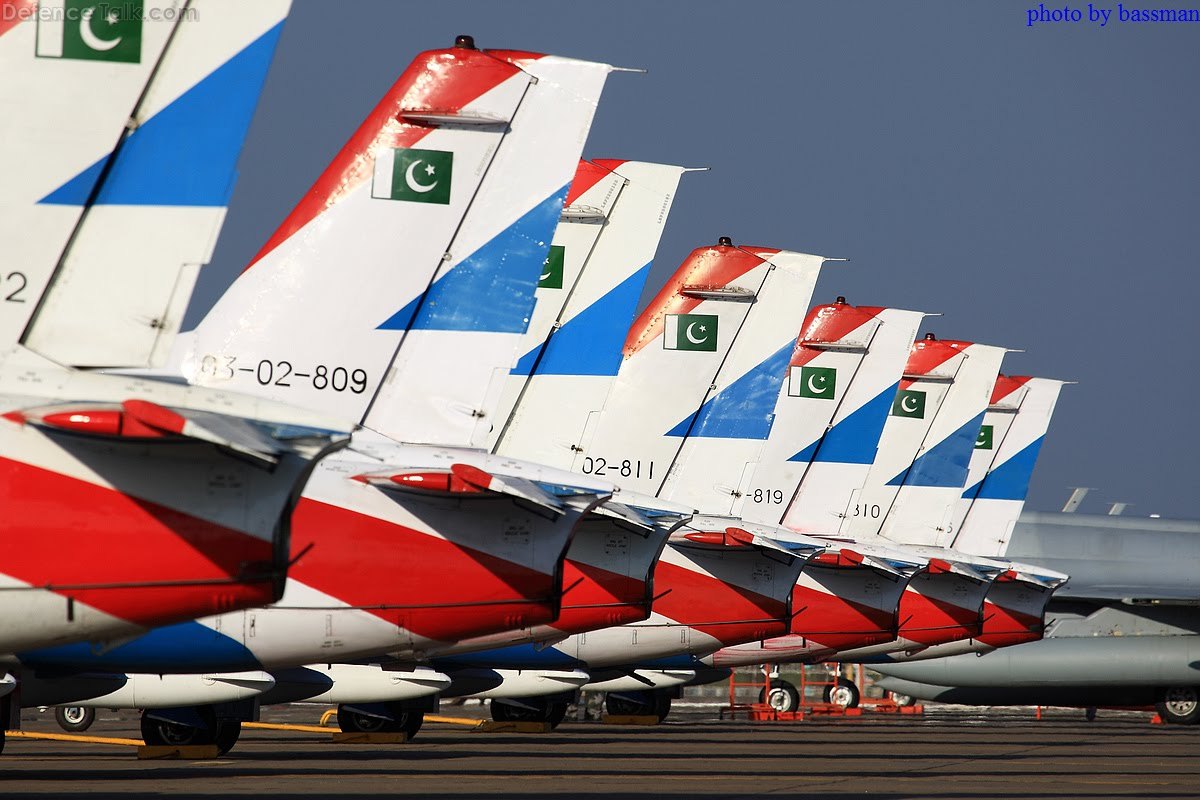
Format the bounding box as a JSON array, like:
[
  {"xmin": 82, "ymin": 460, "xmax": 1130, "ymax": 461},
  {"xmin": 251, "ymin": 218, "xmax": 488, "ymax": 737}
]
[
  {"xmin": 11, "ymin": 398, "xmax": 342, "ymax": 468},
  {"xmin": 354, "ymin": 462, "xmax": 609, "ymax": 514}
]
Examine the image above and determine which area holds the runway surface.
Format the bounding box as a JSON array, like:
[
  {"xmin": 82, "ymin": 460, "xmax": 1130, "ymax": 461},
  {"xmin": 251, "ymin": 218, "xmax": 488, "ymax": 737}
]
[{"xmin": 2, "ymin": 704, "xmax": 1197, "ymax": 798}]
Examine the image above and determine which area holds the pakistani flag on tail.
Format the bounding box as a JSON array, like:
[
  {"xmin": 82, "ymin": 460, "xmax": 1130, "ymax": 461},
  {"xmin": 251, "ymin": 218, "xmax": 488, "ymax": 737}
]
[
  {"xmin": 36, "ymin": 0, "xmax": 143, "ymax": 63},
  {"xmin": 975, "ymin": 424, "xmax": 994, "ymax": 449},
  {"xmin": 539, "ymin": 245, "xmax": 565, "ymax": 289},
  {"xmin": 892, "ymin": 388, "xmax": 926, "ymax": 418},
  {"xmin": 664, "ymin": 313, "xmax": 718, "ymax": 352},
  {"xmin": 791, "ymin": 365, "xmax": 836, "ymax": 400},
  {"xmin": 372, "ymin": 147, "xmax": 453, "ymax": 204}
]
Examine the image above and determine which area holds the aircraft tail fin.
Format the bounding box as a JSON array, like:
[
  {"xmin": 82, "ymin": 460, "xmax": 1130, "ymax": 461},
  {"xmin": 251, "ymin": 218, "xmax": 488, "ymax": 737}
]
[
  {"xmin": 652, "ymin": 287, "xmax": 859, "ymax": 517},
  {"xmin": 743, "ymin": 303, "xmax": 924, "ymax": 529},
  {"xmin": 187, "ymin": 42, "xmax": 612, "ymax": 438},
  {"xmin": 851, "ymin": 338, "xmax": 1008, "ymax": 546},
  {"xmin": 949, "ymin": 377, "xmax": 1068, "ymax": 556},
  {"xmin": 489, "ymin": 159, "xmax": 693, "ymax": 458},
  {"xmin": 15, "ymin": 1, "xmax": 292, "ymax": 368},
  {"xmin": 567, "ymin": 241, "xmax": 830, "ymax": 496}
]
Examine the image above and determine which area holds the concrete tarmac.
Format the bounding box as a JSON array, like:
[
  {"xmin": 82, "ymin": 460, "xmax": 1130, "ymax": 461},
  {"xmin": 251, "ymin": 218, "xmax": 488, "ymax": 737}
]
[{"xmin": 2, "ymin": 704, "xmax": 1197, "ymax": 799}]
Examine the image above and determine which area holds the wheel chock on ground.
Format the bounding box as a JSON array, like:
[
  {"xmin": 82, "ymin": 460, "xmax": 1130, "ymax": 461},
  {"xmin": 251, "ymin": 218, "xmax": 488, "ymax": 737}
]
[
  {"xmin": 330, "ymin": 732, "xmax": 406, "ymax": 744},
  {"xmin": 601, "ymin": 714, "xmax": 660, "ymax": 725},
  {"xmin": 475, "ymin": 720, "xmax": 552, "ymax": 733},
  {"xmin": 137, "ymin": 745, "xmax": 220, "ymax": 760}
]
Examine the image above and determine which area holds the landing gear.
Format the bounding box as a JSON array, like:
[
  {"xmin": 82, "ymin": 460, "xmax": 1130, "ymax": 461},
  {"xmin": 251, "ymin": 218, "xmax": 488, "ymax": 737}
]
[
  {"xmin": 140, "ymin": 710, "xmax": 214, "ymax": 748},
  {"xmin": 604, "ymin": 690, "xmax": 672, "ymax": 721},
  {"xmin": 824, "ymin": 677, "xmax": 860, "ymax": 709},
  {"xmin": 890, "ymin": 692, "xmax": 915, "ymax": 708},
  {"xmin": 213, "ymin": 720, "xmax": 242, "ymax": 755},
  {"xmin": 1156, "ymin": 686, "xmax": 1200, "ymax": 725},
  {"xmin": 490, "ymin": 698, "xmax": 569, "ymax": 728},
  {"xmin": 759, "ymin": 679, "xmax": 801, "ymax": 713},
  {"xmin": 139, "ymin": 708, "xmax": 239, "ymax": 755},
  {"xmin": 55, "ymin": 706, "xmax": 96, "ymax": 732},
  {"xmin": 335, "ymin": 703, "xmax": 424, "ymax": 738},
  {"xmin": 336, "ymin": 705, "xmax": 391, "ymax": 733}
]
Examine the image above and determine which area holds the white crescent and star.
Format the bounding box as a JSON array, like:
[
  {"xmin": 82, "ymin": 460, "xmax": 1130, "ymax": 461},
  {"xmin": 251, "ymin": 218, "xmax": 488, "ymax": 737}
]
[
  {"xmin": 901, "ymin": 395, "xmax": 920, "ymax": 413},
  {"xmin": 806, "ymin": 374, "xmax": 830, "ymax": 395},
  {"xmin": 404, "ymin": 159, "xmax": 439, "ymax": 193},
  {"xmin": 79, "ymin": 7, "xmax": 122, "ymax": 51},
  {"xmin": 685, "ymin": 322, "xmax": 710, "ymax": 345}
]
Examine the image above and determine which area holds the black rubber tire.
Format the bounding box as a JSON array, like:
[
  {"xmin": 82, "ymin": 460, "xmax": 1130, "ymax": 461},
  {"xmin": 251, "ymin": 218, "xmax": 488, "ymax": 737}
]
[
  {"xmin": 399, "ymin": 710, "xmax": 424, "ymax": 740},
  {"xmin": 0, "ymin": 726, "xmax": 5, "ymax": 756},
  {"xmin": 336, "ymin": 705, "xmax": 392, "ymax": 733},
  {"xmin": 759, "ymin": 679, "xmax": 801, "ymax": 713},
  {"xmin": 824, "ymin": 677, "xmax": 861, "ymax": 709},
  {"xmin": 213, "ymin": 720, "xmax": 241, "ymax": 755},
  {"xmin": 140, "ymin": 710, "xmax": 215, "ymax": 747},
  {"xmin": 890, "ymin": 692, "xmax": 915, "ymax": 708},
  {"xmin": 546, "ymin": 702, "xmax": 568, "ymax": 730},
  {"xmin": 55, "ymin": 706, "xmax": 96, "ymax": 732},
  {"xmin": 490, "ymin": 698, "xmax": 553, "ymax": 723},
  {"xmin": 604, "ymin": 691, "xmax": 650, "ymax": 717},
  {"xmin": 653, "ymin": 692, "xmax": 672, "ymax": 722},
  {"xmin": 1156, "ymin": 687, "xmax": 1200, "ymax": 725}
]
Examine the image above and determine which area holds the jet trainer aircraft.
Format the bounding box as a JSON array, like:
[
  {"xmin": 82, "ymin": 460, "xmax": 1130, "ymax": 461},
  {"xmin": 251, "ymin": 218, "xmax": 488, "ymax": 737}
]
[
  {"xmin": 0, "ymin": 0, "xmax": 354, "ymax": 663},
  {"xmin": 4, "ymin": 36, "xmax": 638, "ymax": 753},
  {"xmin": 873, "ymin": 511, "xmax": 1200, "ymax": 723}
]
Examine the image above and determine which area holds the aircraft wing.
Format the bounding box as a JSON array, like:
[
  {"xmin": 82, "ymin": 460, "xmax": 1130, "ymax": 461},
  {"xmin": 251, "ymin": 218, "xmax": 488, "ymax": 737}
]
[{"xmin": 1053, "ymin": 582, "xmax": 1200, "ymax": 605}]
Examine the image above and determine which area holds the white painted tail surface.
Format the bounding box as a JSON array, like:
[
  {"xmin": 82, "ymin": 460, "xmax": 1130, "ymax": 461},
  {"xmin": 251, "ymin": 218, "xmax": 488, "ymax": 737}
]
[
  {"xmin": 570, "ymin": 243, "xmax": 828, "ymax": 497},
  {"xmin": 949, "ymin": 377, "xmax": 1067, "ymax": 556},
  {"xmin": 6, "ymin": 1, "xmax": 291, "ymax": 365},
  {"xmin": 745, "ymin": 304, "xmax": 924, "ymax": 530},
  {"xmin": 186, "ymin": 44, "xmax": 609, "ymax": 436},
  {"xmin": 361, "ymin": 55, "xmax": 613, "ymax": 447},
  {"xmin": 489, "ymin": 159, "xmax": 692, "ymax": 458},
  {"xmin": 848, "ymin": 339, "xmax": 1007, "ymax": 546},
  {"xmin": 0, "ymin": 0, "xmax": 178, "ymax": 350},
  {"xmin": 651, "ymin": 275, "xmax": 839, "ymax": 515}
]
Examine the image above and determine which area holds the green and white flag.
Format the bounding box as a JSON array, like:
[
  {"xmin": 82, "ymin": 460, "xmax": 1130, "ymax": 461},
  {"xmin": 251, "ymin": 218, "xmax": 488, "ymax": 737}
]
[
  {"xmin": 36, "ymin": 0, "xmax": 143, "ymax": 63},
  {"xmin": 664, "ymin": 313, "xmax": 718, "ymax": 351},
  {"xmin": 791, "ymin": 365, "xmax": 836, "ymax": 400},
  {"xmin": 892, "ymin": 389, "xmax": 926, "ymax": 418},
  {"xmin": 975, "ymin": 424, "xmax": 994, "ymax": 450},
  {"xmin": 539, "ymin": 245, "xmax": 565, "ymax": 289},
  {"xmin": 372, "ymin": 147, "xmax": 453, "ymax": 204}
]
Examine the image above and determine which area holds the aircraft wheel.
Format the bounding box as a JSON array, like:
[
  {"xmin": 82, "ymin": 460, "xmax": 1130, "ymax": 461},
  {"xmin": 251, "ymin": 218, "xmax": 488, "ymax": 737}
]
[
  {"xmin": 653, "ymin": 692, "xmax": 672, "ymax": 722},
  {"xmin": 336, "ymin": 705, "xmax": 392, "ymax": 733},
  {"xmin": 1, "ymin": 726, "xmax": 5, "ymax": 756},
  {"xmin": 213, "ymin": 720, "xmax": 241, "ymax": 756},
  {"xmin": 546, "ymin": 702, "xmax": 568, "ymax": 729},
  {"xmin": 890, "ymin": 692, "xmax": 915, "ymax": 708},
  {"xmin": 760, "ymin": 679, "xmax": 801, "ymax": 713},
  {"xmin": 605, "ymin": 691, "xmax": 651, "ymax": 717},
  {"xmin": 140, "ymin": 710, "xmax": 214, "ymax": 747},
  {"xmin": 491, "ymin": 698, "xmax": 553, "ymax": 724},
  {"xmin": 399, "ymin": 710, "xmax": 424, "ymax": 740},
  {"xmin": 55, "ymin": 706, "xmax": 96, "ymax": 732},
  {"xmin": 1156, "ymin": 687, "xmax": 1200, "ymax": 724},
  {"xmin": 824, "ymin": 677, "xmax": 860, "ymax": 709}
]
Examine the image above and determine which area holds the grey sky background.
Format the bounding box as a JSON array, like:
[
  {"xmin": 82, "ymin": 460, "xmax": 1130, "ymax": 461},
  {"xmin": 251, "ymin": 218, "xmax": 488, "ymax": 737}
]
[{"xmin": 184, "ymin": 1, "xmax": 1200, "ymax": 520}]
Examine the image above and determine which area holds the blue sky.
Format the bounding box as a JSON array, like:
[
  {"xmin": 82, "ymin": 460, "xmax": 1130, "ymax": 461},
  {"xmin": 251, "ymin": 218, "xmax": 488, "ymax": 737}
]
[{"xmin": 186, "ymin": 1, "xmax": 1200, "ymax": 519}]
